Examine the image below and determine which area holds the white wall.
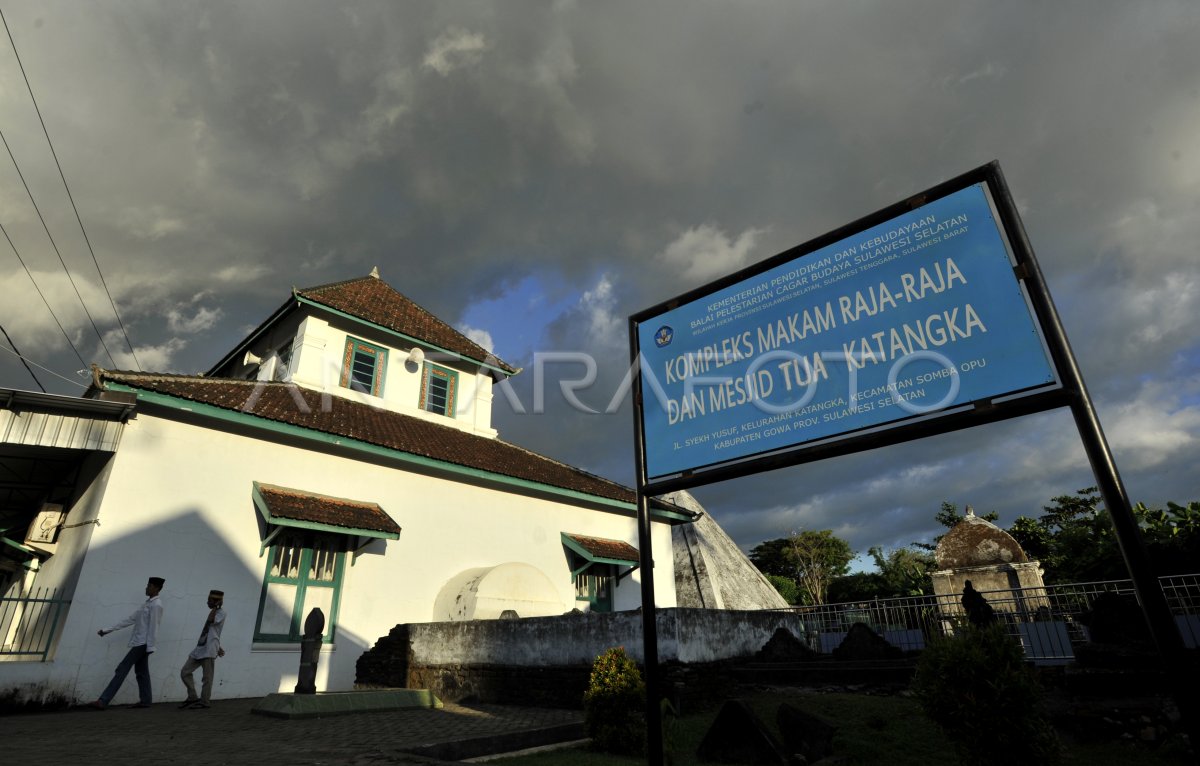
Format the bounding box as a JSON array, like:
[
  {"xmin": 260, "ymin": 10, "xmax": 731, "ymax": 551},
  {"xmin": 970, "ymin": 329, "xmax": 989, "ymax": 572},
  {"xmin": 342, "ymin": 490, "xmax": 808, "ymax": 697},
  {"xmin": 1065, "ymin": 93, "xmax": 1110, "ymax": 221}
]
[
  {"xmin": 287, "ymin": 314, "xmax": 498, "ymax": 438},
  {"xmin": 6, "ymin": 411, "xmax": 674, "ymax": 703}
]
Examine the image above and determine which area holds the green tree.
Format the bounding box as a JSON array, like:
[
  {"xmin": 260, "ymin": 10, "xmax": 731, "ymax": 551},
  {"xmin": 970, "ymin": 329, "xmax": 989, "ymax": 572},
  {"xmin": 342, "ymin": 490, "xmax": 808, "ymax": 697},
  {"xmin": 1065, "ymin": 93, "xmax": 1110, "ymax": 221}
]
[
  {"xmin": 765, "ymin": 574, "xmax": 799, "ymax": 604},
  {"xmin": 749, "ymin": 530, "xmax": 855, "ymax": 605},
  {"xmin": 1132, "ymin": 500, "xmax": 1200, "ymax": 575},
  {"xmin": 1007, "ymin": 488, "xmax": 1124, "ymax": 583},
  {"xmin": 826, "ymin": 572, "xmax": 887, "ymax": 603},
  {"xmin": 788, "ymin": 530, "xmax": 855, "ymax": 605},
  {"xmin": 934, "ymin": 500, "xmax": 999, "ymax": 528},
  {"xmin": 870, "ymin": 545, "xmax": 935, "ymax": 597},
  {"xmin": 1000, "ymin": 489, "xmax": 1199, "ymax": 583},
  {"xmin": 748, "ymin": 537, "xmax": 794, "ymax": 579},
  {"xmin": 826, "ymin": 546, "xmax": 934, "ymax": 602}
]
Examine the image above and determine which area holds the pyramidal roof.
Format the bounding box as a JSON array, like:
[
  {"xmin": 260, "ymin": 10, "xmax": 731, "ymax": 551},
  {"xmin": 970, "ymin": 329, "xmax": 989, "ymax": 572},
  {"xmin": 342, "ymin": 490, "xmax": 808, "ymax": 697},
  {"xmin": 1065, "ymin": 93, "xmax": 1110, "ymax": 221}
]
[{"xmin": 294, "ymin": 273, "xmax": 517, "ymax": 374}]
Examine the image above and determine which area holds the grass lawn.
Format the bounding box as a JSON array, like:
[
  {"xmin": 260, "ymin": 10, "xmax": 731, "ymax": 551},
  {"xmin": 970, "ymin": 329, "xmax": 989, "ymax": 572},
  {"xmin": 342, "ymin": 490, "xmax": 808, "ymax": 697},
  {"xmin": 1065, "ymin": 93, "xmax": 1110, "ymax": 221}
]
[{"xmin": 491, "ymin": 689, "xmax": 1192, "ymax": 765}]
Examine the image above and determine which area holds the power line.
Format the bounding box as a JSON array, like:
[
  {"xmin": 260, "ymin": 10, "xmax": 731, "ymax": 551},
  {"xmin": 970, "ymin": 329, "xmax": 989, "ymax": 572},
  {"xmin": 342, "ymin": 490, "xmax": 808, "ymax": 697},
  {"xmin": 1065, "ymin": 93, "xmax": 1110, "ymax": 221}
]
[
  {"xmin": 0, "ymin": 216, "xmax": 90, "ymax": 368},
  {"xmin": 0, "ymin": 7, "xmax": 141, "ymax": 371},
  {"xmin": 0, "ymin": 322, "xmax": 46, "ymax": 392},
  {"xmin": 0, "ymin": 338, "xmax": 86, "ymax": 390},
  {"xmin": 0, "ymin": 128, "xmax": 117, "ymax": 368}
]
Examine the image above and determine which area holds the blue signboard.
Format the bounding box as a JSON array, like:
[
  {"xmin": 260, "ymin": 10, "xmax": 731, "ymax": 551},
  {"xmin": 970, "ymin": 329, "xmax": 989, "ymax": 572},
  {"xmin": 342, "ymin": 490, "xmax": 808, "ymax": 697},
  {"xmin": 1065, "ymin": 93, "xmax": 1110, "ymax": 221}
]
[{"xmin": 635, "ymin": 182, "xmax": 1057, "ymax": 479}]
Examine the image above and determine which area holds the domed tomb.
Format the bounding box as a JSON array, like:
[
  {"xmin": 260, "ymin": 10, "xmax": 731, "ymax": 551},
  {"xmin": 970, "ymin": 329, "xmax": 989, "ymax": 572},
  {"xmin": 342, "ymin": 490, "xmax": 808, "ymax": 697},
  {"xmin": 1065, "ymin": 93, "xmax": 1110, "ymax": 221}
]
[
  {"xmin": 930, "ymin": 506, "xmax": 1047, "ymax": 619},
  {"xmin": 935, "ymin": 506, "xmax": 1028, "ymax": 569}
]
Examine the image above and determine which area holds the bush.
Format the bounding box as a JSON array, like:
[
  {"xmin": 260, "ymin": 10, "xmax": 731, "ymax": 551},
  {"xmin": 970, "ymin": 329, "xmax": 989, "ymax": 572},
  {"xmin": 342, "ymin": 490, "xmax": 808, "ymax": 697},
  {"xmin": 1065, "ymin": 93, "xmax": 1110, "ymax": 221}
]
[
  {"xmin": 582, "ymin": 646, "xmax": 646, "ymax": 755},
  {"xmin": 766, "ymin": 574, "xmax": 799, "ymax": 604},
  {"xmin": 912, "ymin": 622, "xmax": 1061, "ymax": 765}
]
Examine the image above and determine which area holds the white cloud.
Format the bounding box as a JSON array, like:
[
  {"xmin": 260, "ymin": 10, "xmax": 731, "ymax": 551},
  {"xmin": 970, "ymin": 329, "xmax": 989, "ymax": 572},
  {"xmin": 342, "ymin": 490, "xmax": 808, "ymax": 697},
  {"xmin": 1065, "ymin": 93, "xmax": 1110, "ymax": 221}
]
[
  {"xmin": 657, "ymin": 224, "xmax": 767, "ymax": 286},
  {"xmin": 118, "ymin": 205, "xmax": 188, "ymax": 240},
  {"xmin": 423, "ymin": 28, "xmax": 487, "ymax": 76},
  {"xmin": 167, "ymin": 305, "xmax": 222, "ymax": 334},
  {"xmin": 577, "ymin": 274, "xmax": 622, "ymax": 349},
  {"xmin": 3, "ymin": 1, "xmax": 1199, "ymax": 564},
  {"xmin": 1105, "ymin": 380, "xmax": 1200, "ymax": 472},
  {"xmin": 0, "ymin": 269, "xmax": 110, "ymax": 351},
  {"xmin": 215, "ymin": 264, "xmax": 268, "ymax": 283},
  {"xmin": 112, "ymin": 336, "xmax": 188, "ymax": 372},
  {"xmin": 462, "ymin": 326, "xmax": 494, "ymax": 352}
]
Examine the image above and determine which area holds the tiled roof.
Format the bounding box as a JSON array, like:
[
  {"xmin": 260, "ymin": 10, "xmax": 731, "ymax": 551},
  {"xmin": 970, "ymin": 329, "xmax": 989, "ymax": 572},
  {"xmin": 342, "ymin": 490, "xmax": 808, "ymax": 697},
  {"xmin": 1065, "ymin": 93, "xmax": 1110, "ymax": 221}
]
[
  {"xmin": 255, "ymin": 483, "xmax": 401, "ymax": 536},
  {"xmin": 93, "ymin": 371, "xmax": 678, "ymax": 515},
  {"xmin": 295, "ymin": 275, "xmax": 517, "ymax": 374},
  {"xmin": 563, "ymin": 533, "xmax": 640, "ymax": 563}
]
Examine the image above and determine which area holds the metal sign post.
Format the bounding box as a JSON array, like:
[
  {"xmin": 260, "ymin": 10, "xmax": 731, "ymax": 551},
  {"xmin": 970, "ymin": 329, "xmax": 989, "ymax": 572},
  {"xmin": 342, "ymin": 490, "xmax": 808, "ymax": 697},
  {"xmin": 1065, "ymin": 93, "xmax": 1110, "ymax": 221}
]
[
  {"xmin": 630, "ymin": 351, "xmax": 664, "ymax": 766},
  {"xmin": 627, "ymin": 161, "xmax": 1197, "ymax": 757}
]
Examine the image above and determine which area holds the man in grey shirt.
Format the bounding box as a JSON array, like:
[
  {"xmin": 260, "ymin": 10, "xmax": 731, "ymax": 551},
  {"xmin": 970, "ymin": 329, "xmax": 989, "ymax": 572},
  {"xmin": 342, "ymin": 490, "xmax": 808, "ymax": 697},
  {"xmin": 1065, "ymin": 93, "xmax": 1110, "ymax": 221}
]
[{"xmin": 179, "ymin": 589, "xmax": 226, "ymax": 709}]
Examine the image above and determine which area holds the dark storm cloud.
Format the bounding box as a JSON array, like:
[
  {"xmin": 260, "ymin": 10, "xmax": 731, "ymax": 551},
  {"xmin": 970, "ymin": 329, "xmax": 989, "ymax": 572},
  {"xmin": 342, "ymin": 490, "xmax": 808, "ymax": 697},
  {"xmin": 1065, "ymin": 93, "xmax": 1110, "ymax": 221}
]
[{"xmin": 0, "ymin": 0, "xmax": 1197, "ymax": 558}]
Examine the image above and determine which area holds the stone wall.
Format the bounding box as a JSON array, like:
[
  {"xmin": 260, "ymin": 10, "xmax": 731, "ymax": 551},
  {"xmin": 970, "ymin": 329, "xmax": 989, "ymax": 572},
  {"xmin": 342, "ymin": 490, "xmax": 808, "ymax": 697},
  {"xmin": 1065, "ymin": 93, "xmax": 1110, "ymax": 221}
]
[
  {"xmin": 356, "ymin": 608, "xmax": 804, "ymax": 708},
  {"xmin": 932, "ymin": 562, "xmax": 1049, "ymax": 617}
]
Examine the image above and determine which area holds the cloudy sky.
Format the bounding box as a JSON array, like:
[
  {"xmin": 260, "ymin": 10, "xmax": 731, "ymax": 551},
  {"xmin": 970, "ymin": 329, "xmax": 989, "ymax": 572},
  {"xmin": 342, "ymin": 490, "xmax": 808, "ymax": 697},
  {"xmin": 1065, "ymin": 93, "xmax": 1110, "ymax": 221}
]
[{"xmin": 1, "ymin": 1, "xmax": 1196, "ymax": 568}]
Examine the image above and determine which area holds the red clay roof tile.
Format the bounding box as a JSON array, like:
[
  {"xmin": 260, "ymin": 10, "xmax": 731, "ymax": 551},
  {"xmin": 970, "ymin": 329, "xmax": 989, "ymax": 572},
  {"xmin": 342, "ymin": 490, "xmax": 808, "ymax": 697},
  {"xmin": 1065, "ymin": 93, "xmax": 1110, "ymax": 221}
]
[
  {"xmin": 564, "ymin": 533, "xmax": 640, "ymax": 562},
  {"xmin": 96, "ymin": 371, "xmax": 645, "ymax": 509},
  {"xmin": 295, "ymin": 276, "xmax": 517, "ymax": 374},
  {"xmin": 256, "ymin": 483, "xmax": 401, "ymax": 536}
]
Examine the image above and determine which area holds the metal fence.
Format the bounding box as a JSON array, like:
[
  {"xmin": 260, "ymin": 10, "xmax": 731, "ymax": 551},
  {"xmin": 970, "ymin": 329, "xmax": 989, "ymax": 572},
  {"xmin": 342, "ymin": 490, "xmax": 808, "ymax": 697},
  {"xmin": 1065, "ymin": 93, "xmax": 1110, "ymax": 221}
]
[
  {"xmin": 0, "ymin": 588, "xmax": 70, "ymax": 662},
  {"xmin": 787, "ymin": 574, "xmax": 1200, "ymax": 664}
]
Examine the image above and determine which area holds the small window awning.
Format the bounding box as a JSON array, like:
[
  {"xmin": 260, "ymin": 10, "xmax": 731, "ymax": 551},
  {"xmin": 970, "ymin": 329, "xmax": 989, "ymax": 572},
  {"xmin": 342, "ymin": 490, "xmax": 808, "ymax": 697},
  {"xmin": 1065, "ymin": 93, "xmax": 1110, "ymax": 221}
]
[
  {"xmin": 561, "ymin": 532, "xmax": 640, "ymax": 580},
  {"xmin": 252, "ymin": 482, "xmax": 401, "ymax": 553}
]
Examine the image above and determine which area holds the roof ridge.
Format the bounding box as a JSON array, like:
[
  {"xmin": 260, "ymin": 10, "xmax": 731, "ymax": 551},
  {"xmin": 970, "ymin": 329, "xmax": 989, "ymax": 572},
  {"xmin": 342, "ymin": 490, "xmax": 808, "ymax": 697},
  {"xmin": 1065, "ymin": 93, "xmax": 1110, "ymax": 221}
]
[
  {"xmin": 294, "ymin": 274, "xmax": 378, "ymax": 294},
  {"xmin": 294, "ymin": 275, "xmax": 513, "ymax": 373},
  {"xmin": 99, "ymin": 369, "xmax": 265, "ymax": 385}
]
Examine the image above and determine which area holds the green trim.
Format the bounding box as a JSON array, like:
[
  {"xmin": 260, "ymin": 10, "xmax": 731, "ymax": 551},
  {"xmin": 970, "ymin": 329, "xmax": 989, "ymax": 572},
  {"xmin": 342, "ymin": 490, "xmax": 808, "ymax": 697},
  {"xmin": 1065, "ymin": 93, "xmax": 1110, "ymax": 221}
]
[
  {"xmin": 420, "ymin": 362, "xmax": 458, "ymax": 416},
  {"xmin": 109, "ymin": 383, "xmax": 692, "ymax": 524},
  {"xmin": 1, "ymin": 535, "xmax": 44, "ymax": 557},
  {"xmin": 561, "ymin": 533, "xmax": 639, "ymax": 601},
  {"xmin": 295, "ymin": 294, "xmax": 512, "ymax": 377},
  {"xmin": 340, "ymin": 336, "xmax": 388, "ymax": 397},
  {"xmin": 573, "ymin": 570, "xmax": 614, "ymax": 613},
  {"xmin": 252, "ymin": 483, "xmax": 400, "ymax": 541},
  {"xmin": 560, "ymin": 533, "xmax": 640, "ymax": 566},
  {"xmin": 253, "ymin": 533, "xmax": 345, "ymax": 644}
]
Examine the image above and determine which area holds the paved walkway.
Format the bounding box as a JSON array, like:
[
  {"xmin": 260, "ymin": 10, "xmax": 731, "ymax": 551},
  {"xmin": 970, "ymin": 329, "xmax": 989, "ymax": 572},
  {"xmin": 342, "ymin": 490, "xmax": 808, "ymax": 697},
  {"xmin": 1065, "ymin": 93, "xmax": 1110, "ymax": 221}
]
[{"xmin": 4, "ymin": 697, "xmax": 585, "ymax": 765}]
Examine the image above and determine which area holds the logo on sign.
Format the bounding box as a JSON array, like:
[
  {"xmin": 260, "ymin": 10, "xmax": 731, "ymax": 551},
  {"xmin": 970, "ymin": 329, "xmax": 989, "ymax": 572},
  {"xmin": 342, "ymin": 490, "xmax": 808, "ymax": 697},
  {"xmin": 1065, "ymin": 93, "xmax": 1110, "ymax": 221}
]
[{"xmin": 654, "ymin": 326, "xmax": 674, "ymax": 347}]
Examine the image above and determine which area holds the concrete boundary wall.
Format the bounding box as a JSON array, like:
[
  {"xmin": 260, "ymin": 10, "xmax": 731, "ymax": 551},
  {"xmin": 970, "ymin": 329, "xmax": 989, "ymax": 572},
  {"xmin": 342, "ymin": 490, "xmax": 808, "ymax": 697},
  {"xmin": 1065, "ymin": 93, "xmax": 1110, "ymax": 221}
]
[
  {"xmin": 406, "ymin": 608, "xmax": 804, "ymax": 666},
  {"xmin": 357, "ymin": 608, "xmax": 806, "ymax": 708}
]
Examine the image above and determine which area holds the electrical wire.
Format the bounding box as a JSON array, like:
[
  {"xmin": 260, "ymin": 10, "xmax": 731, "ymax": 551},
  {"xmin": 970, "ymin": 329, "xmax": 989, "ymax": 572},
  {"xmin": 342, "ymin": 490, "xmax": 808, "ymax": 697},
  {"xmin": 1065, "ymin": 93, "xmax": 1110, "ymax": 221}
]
[
  {"xmin": 0, "ymin": 335, "xmax": 86, "ymax": 389},
  {"xmin": 0, "ymin": 321, "xmax": 45, "ymax": 391},
  {"xmin": 0, "ymin": 7, "xmax": 141, "ymax": 370},
  {"xmin": 0, "ymin": 217, "xmax": 89, "ymax": 368},
  {"xmin": 0, "ymin": 128, "xmax": 117, "ymax": 368}
]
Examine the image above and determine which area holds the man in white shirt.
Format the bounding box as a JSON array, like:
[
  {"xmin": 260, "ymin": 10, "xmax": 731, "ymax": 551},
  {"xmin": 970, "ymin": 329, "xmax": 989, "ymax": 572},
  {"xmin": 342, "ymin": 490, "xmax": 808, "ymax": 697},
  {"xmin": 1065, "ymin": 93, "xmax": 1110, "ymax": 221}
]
[
  {"xmin": 179, "ymin": 589, "xmax": 226, "ymax": 709},
  {"xmin": 90, "ymin": 576, "xmax": 165, "ymax": 709}
]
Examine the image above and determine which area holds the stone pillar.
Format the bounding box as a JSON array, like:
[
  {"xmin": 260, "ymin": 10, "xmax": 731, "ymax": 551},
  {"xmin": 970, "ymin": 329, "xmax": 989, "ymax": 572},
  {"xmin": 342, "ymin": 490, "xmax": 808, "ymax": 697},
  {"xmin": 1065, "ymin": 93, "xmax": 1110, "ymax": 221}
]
[{"xmin": 294, "ymin": 607, "xmax": 325, "ymax": 695}]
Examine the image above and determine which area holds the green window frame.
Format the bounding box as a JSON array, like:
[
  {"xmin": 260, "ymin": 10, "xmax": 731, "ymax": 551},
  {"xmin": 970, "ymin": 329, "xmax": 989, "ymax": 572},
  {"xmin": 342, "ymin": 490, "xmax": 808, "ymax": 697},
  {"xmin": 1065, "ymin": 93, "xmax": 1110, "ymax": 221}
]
[
  {"xmin": 253, "ymin": 531, "xmax": 346, "ymax": 643},
  {"xmin": 340, "ymin": 337, "xmax": 387, "ymax": 396},
  {"xmin": 561, "ymin": 533, "xmax": 639, "ymax": 614},
  {"xmin": 574, "ymin": 567, "xmax": 616, "ymax": 613},
  {"xmin": 419, "ymin": 363, "xmax": 458, "ymax": 416}
]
